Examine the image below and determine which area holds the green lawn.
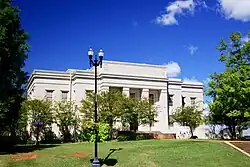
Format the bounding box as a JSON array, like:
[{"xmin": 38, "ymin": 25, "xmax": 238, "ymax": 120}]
[{"xmin": 0, "ymin": 140, "xmax": 249, "ymax": 167}]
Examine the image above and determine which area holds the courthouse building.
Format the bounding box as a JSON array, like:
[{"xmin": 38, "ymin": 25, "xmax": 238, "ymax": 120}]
[{"xmin": 27, "ymin": 60, "xmax": 207, "ymax": 138}]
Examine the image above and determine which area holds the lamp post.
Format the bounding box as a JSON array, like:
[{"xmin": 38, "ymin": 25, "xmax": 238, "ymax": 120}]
[{"xmin": 88, "ymin": 48, "xmax": 104, "ymax": 167}]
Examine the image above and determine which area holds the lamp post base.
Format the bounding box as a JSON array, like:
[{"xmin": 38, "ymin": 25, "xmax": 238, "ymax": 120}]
[{"xmin": 92, "ymin": 157, "xmax": 101, "ymax": 167}]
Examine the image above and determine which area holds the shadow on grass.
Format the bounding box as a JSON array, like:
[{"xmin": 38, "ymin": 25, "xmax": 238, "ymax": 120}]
[
  {"xmin": 0, "ymin": 144, "xmax": 59, "ymax": 155},
  {"xmin": 90, "ymin": 148, "xmax": 123, "ymax": 166}
]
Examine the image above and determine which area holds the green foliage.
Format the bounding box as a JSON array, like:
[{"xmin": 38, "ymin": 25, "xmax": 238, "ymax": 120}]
[
  {"xmin": 136, "ymin": 133, "xmax": 154, "ymax": 140},
  {"xmin": 79, "ymin": 120, "xmax": 110, "ymax": 142},
  {"xmin": 53, "ymin": 101, "xmax": 79, "ymax": 142},
  {"xmin": 117, "ymin": 135, "xmax": 130, "ymax": 142},
  {"xmin": 206, "ymin": 31, "xmax": 250, "ymax": 139},
  {"xmin": 98, "ymin": 123, "xmax": 110, "ymax": 142},
  {"xmin": 171, "ymin": 105, "xmax": 203, "ymax": 137},
  {"xmin": 120, "ymin": 97, "xmax": 139, "ymax": 131},
  {"xmin": 81, "ymin": 90, "xmax": 158, "ymax": 135},
  {"xmin": 22, "ymin": 99, "xmax": 53, "ymax": 144},
  {"xmin": 0, "ymin": 0, "xmax": 29, "ymax": 136},
  {"xmin": 116, "ymin": 131, "xmax": 154, "ymax": 141},
  {"xmin": 138, "ymin": 98, "xmax": 158, "ymax": 130}
]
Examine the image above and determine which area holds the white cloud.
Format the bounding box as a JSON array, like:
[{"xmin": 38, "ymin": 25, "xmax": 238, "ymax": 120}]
[
  {"xmin": 183, "ymin": 77, "xmax": 199, "ymax": 82},
  {"xmin": 203, "ymin": 77, "xmax": 211, "ymax": 85},
  {"xmin": 187, "ymin": 45, "xmax": 198, "ymax": 55},
  {"xmin": 242, "ymin": 35, "xmax": 250, "ymax": 43},
  {"xmin": 217, "ymin": 0, "xmax": 250, "ymax": 22},
  {"xmin": 164, "ymin": 61, "xmax": 181, "ymax": 77},
  {"xmin": 155, "ymin": 0, "xmax": 196, "ymax": 26}
]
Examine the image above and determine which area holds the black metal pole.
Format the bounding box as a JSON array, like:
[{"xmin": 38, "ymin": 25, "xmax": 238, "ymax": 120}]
[{"xmin": 92, "ymin": 59, "xmax": 100, "ymax": 167}]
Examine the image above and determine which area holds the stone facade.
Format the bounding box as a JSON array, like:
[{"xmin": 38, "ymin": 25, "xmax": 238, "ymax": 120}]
[{"xmin": 27, "ymin": 60, "xmax": 206, "ymax": 138}]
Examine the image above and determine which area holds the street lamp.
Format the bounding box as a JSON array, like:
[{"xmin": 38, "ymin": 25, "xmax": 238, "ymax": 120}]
[{"xmin": 88, "ymin": 48, "xmax": 104, "ymax": 167}]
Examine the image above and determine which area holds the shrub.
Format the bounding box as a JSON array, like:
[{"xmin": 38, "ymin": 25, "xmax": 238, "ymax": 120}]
[
  {"xmin": 136, "ymin": 133, "xmax": 154, "ymax": 140},
  {"xmin": 117, "ymin": 135, "xmax": 130, "ymax": 142},
  {"xmin": 117, "ymin": 131, "xmax": 136, "ymax": 142},
  {"xmin": 98, "ymin": 123, "xmax": 110, "ymax": 142},
  {"xmin": 79, "ymin": 121, "xmax": 110, "ymax": 142}
]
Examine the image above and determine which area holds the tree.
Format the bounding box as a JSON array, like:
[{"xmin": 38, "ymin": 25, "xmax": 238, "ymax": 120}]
[
  {"xmin": 171, "ymin": 105, "xmax": 203, "ymax": 137},
  {"xmin": 98, "ymin": 91, "xmax": 126, "ymax": 139},
  {"xmin": 121, "ymin": 96, "xmax": 157, "ymax": 132},
  {"xmin": 81, "ymin": 91, "xmax": 125, "ymax": 139},
  {"xmin": 138, "ymin": 98, "xmax": 158, "ymax": 131},
  {"xmin": 81, "ymin": 90, "xmax": 158, "ymax": 138},
  {"xmin": 120, "ymin": 96, "xmax": 139, "ymax": 131},
  {"xmin": 206, "ymin": 31, "xmax": 250, "ymax": 139},
  {"xmin": 0, "ymin": 0, "xmax": 29, "ymax": 136},
  {"xmin": 53, "ymin": 101, "xmax": 79, "ymax": 142},
  {"xmin": 22, "ymin": 99, "xmax": 53, "ymax": 145}
]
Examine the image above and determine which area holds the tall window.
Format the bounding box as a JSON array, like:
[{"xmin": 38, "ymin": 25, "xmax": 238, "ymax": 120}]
[
  {"xmin": 191, "ymin": 97, "xmax": 196, "ymax": 105},
  {"xmin": 61, "ymin": 91, "xmax": 68, "ymax": 101},
  {"xmin": 182, "ymin": 96, "xmax": 185, "ymax": 107},
  {"xmin": 130, "ymin": 93, "xmax": 136, "ymax": 99},
  {"xmin": 149, "ymin": 94, "xmax": 154, "ymax": 105},
  {"xmin": 168, "ymin": 94, "xmax": 174, "ymax": 106},
  {"xmin": 45, "ymin": 90, "xmax": 53, "ymax": 101}
]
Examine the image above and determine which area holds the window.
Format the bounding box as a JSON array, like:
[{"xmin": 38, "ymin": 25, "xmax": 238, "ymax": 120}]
[
  {"xmin": 45, "ymin": 90, "xmax": 53, "ymax": 101},
  {"xmin": 61, "ymin": 91, "xmax": 68, "ymax": 101},
  {"xmin": 130, "ymin": 93, "xmax": 136, "ymax": 99},
  {"xmin": 182, "ymin": 96, "xmax": 185, "ymax": 107},
  {"xmin": 191, "ymin": 97, "xmax": 196, "ymax": 105},
  {"xmin": 149, "ymin": 94, "xmax": 154, "ymax": 105},
  {"xmin": 168, "ymin": 94, "xmax": 174, "ymax": 106}
]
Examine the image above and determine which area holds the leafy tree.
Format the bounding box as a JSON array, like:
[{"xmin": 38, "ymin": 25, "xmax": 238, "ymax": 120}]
[
  {"xmin": 121, "ymin": 97, "xmax": 157, "ymax": 132},
  {"xmin": 80, "ymin": 91, "xmax": 95, "ymax": 121},
  {"xmin": 81, "ymin": 90, "xmax": 158, "ymax": 137},
  {"xmin": 98, "ymin": 91, "xmax": 125, "ymax": 139},
  {"xmin": 81, "ymin": 91, "xmax": 125, "ymax": 139},
  {"xmin": 171, "ymin": 105, "xmax": 203, "ymax": 137},
  {"xmin": 206, "ymin": 31, "xmax": 250, "ymax": 139},
  {"xmin": 22, "ymin": 99, "xmax": 53, "ymax": 145},
  {"xmin": 120, "ymin": 96, "xmax": 139, "ymax": 131},
  {"xmin": 0, "ymin": 0, "xmax": 29, "ymax": 136},
  {"xmin": 138, "ymin": 98, "xmax": 158, "ymax": 131},
  {"xmin": 53, "ymin": 101, "xmax": 79, "ymax": 142}
]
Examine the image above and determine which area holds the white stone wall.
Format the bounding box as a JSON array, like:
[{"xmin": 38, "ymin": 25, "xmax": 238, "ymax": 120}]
[{"xmin": 27, "ymin": 60, "xmax": 206, "ymax": 138}]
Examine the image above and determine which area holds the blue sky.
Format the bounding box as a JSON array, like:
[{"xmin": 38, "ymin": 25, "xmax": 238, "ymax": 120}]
[{"xmin": 16, "ymin": 0, "xmax": 249, "ymax": 85}]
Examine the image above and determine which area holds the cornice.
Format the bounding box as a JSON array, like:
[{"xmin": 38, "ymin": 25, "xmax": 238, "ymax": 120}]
[{"xmin": 103, "ymin": 60, "xmax": 167, "ymax": 69}]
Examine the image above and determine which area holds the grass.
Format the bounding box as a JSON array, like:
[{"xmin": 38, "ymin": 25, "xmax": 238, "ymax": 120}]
[{"xmin": 0, "ymin": 140, "xmax": 250, "ymax": 167}]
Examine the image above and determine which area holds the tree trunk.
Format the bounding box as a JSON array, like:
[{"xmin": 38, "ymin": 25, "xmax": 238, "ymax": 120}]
[
  {"xmin": 109, "ymin": 121, "xmax": 113, "ymax": 140},
  {"xmin": 189, "ymin": 126, "xmax": 194, "ymax": 137},
  {"xmin": 228, "ymin": 125, "xmax": 237, "ymax": 140},
  {"xmin": 35, "ymin": 128, "xmax": 40, "ymax": 146}
]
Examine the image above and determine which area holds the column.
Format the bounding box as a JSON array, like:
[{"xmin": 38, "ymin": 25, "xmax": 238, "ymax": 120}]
[
  {"xmin": 141, "ymin": 88, "xmax": 149, "ymax": 99},
  {"xmin": 122, "ymin": 87, "xmax": 130, "ymax": 96},
  {"xmin": 158, "ymin": 89, "xmax": 168, "ymax": 132}
]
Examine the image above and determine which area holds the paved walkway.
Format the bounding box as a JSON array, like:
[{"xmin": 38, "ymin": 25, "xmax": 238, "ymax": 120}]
[
  {"xmin": 229, "ymin": 142, "xmax": 250, "ymax": 154},
  {"xmin": 225, "ymin": 141, "xmax": 250, "ymax": 158}
]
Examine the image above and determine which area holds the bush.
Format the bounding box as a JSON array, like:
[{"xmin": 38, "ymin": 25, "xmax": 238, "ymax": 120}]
[
  {"xmin": 116, "ymin": 131, "xmax": 154, "ymax": 141},
  {"xmin": 117, "ymin": 131, "xmax": 136, "ymax": 142},
  {"xmin": 78, "ymin": 121, "xmax": 110, "ymax": 142},
  {"xmin": 117, "ymin": 135, "xmax": 130, "ymax": 142},
  {"xmin": 136, "ymin": 133, "xmax": 154, "ymax": 140},
  {"xmin": 98, "ymin": 123, "xmax": 110, "ymax": 142}
]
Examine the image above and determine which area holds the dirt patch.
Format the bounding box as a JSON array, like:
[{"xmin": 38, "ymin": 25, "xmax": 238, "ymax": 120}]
[
  {"xmin": 11, "ymin": 153, "xmax": 38, "ymax": 161},
  {"xmin": 71, "ymin": 152, "xmax": 87, "ymax": 158},
  {"xmin": 230, "ymin": 142, "xmax": 250, "ymax": 154}
]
